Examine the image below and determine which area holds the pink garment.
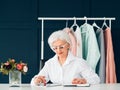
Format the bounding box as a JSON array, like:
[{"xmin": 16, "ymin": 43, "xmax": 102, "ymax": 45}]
[
  {"xmin": 104, "ymin": 27, "xmax": 117, "ymax": 83},
  {"xmin": 63, "ymin": 28, "xmax": 77, "ymax": 56}
]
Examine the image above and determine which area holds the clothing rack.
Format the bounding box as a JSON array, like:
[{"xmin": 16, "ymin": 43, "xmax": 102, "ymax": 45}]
[{"xmin": 38, "ymin": 17, "xmax": 116, "ymax": 70}]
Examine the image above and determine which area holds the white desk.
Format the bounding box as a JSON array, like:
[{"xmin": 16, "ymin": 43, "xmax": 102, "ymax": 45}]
[{"xmin": 0, "ymin": 84, "xmax": 120, "ymax": 90}]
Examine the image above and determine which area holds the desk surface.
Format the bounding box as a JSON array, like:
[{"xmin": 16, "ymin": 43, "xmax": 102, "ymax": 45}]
[{"xmin": 0, "ymin": 84, "xmax": 120, "ymax": 90}]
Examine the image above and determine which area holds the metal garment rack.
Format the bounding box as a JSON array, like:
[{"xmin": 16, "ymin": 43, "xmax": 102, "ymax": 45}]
[{"xmin": 38, "ymin": 17, "xmax": 116, "ymax": 70}]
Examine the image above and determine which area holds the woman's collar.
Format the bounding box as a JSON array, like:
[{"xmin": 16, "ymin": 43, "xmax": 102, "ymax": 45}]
[{"xmin": 53, "ymin": 51, "xmax": 75, "ymax": 65}]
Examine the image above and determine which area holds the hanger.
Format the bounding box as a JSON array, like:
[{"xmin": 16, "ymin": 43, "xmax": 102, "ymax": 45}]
[
  {"xmin": 92, "ymin": 21, "xmax": 100, "ymax": 29},
  {"xmin": 70, "ymin": 17, "xmax": 79, "ymax": 28},
  {"xmin": 84, "ymin": 16, "xmax": 87, "ymax": 24},
  {"xmin": 65, "ymin": 20, "xmax": 69, "ymax": 28},
  {"xmin": 101, "ymin": 17, "xmax": 108, "ymax": 29}
]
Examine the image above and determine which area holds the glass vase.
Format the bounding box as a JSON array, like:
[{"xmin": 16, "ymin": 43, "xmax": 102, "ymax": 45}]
[{"xmin": 9, "ymin": 70, "xmax": 21, "ymax": 87}]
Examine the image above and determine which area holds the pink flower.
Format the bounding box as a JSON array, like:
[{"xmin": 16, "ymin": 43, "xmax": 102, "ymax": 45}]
[
  {"xmin": 4, "ymin": 62, "xmax": 9, "ymax": 65},
  {"xmin": 16, "ymin": 64, "xmax": 23, "ymax": 70}
]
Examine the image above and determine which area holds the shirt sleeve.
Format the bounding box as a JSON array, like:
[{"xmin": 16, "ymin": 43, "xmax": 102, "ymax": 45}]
[
  {"xmin": 30, "ymin": 62, "xmax": 50, "ymax": 86},
  {"xmin": 80, "ymin": 60, "xmax": 100, "ymax": 84}
]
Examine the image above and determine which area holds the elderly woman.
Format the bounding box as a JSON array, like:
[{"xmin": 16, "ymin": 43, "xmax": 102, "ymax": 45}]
[{"xmin": 30, "ymin": 30, "xmax": 100, "ymax": 86}]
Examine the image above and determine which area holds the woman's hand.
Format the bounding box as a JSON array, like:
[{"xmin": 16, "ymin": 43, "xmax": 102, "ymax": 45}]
[
  {"xmin": 34, "ymin": 76, "xmax": 46, "ymax": 85},
  {"xmin": 72, "ymin": 78, "xmax": 87, "ymax": 84}
]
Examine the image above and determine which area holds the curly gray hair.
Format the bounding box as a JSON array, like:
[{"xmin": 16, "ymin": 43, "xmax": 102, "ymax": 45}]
[{"xmin": 48, "ymin": 30, "xmax": 71, "ymax": 49}]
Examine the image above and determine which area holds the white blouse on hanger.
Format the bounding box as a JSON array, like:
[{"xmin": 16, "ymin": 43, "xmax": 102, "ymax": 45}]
[{"xmin": 71, "ymin": 25, "xmax": 83, "ymax": 58}]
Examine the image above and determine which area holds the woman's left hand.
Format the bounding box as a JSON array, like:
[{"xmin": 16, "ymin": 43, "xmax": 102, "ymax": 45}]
[{"xmin": 72, "ymin": 78, "xmax": 87, "ymax": 84}]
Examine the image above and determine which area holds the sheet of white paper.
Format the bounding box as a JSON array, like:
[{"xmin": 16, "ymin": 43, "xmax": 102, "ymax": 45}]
[
  {"xmin": 63, "ymin": 83, "xmax": 90, "ymax": 87},
  {"xmin": 46, "ymin": 84, "xmax": 61, "ymax": 87},
  {"xmin": 77, "ymin": 83, "xmax": 90, "ymax": 87}
]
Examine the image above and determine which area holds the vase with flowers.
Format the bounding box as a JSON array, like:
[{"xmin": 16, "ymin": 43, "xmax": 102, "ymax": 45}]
[{"xmin": 0, "ymin": 58, "xmax": 28, "ymax": 87}]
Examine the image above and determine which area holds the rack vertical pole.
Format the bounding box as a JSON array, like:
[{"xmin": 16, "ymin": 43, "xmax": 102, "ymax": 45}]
[{"xmin": 40, "ymin": 19, "xmax": 44, "ymax": 70}]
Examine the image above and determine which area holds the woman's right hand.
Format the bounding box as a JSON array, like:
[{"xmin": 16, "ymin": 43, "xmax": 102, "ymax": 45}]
[{"xmin": 34, "ymin": 76, "xmax": 46, "ymax": 85}]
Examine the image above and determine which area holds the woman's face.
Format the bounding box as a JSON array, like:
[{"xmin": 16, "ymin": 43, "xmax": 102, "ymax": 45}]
[{"xmin": 52, "ymin": 39, "xmax": 70, "ymax": 58}]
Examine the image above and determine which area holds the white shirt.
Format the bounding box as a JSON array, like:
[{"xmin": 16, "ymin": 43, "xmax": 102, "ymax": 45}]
[
  {"xmin": 74, "ymin": 26, "xmax": 83, "ymax": 58},
  {"xmin": 31, "ymin": 52, "xmax": 100, "ymax": 85}
]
